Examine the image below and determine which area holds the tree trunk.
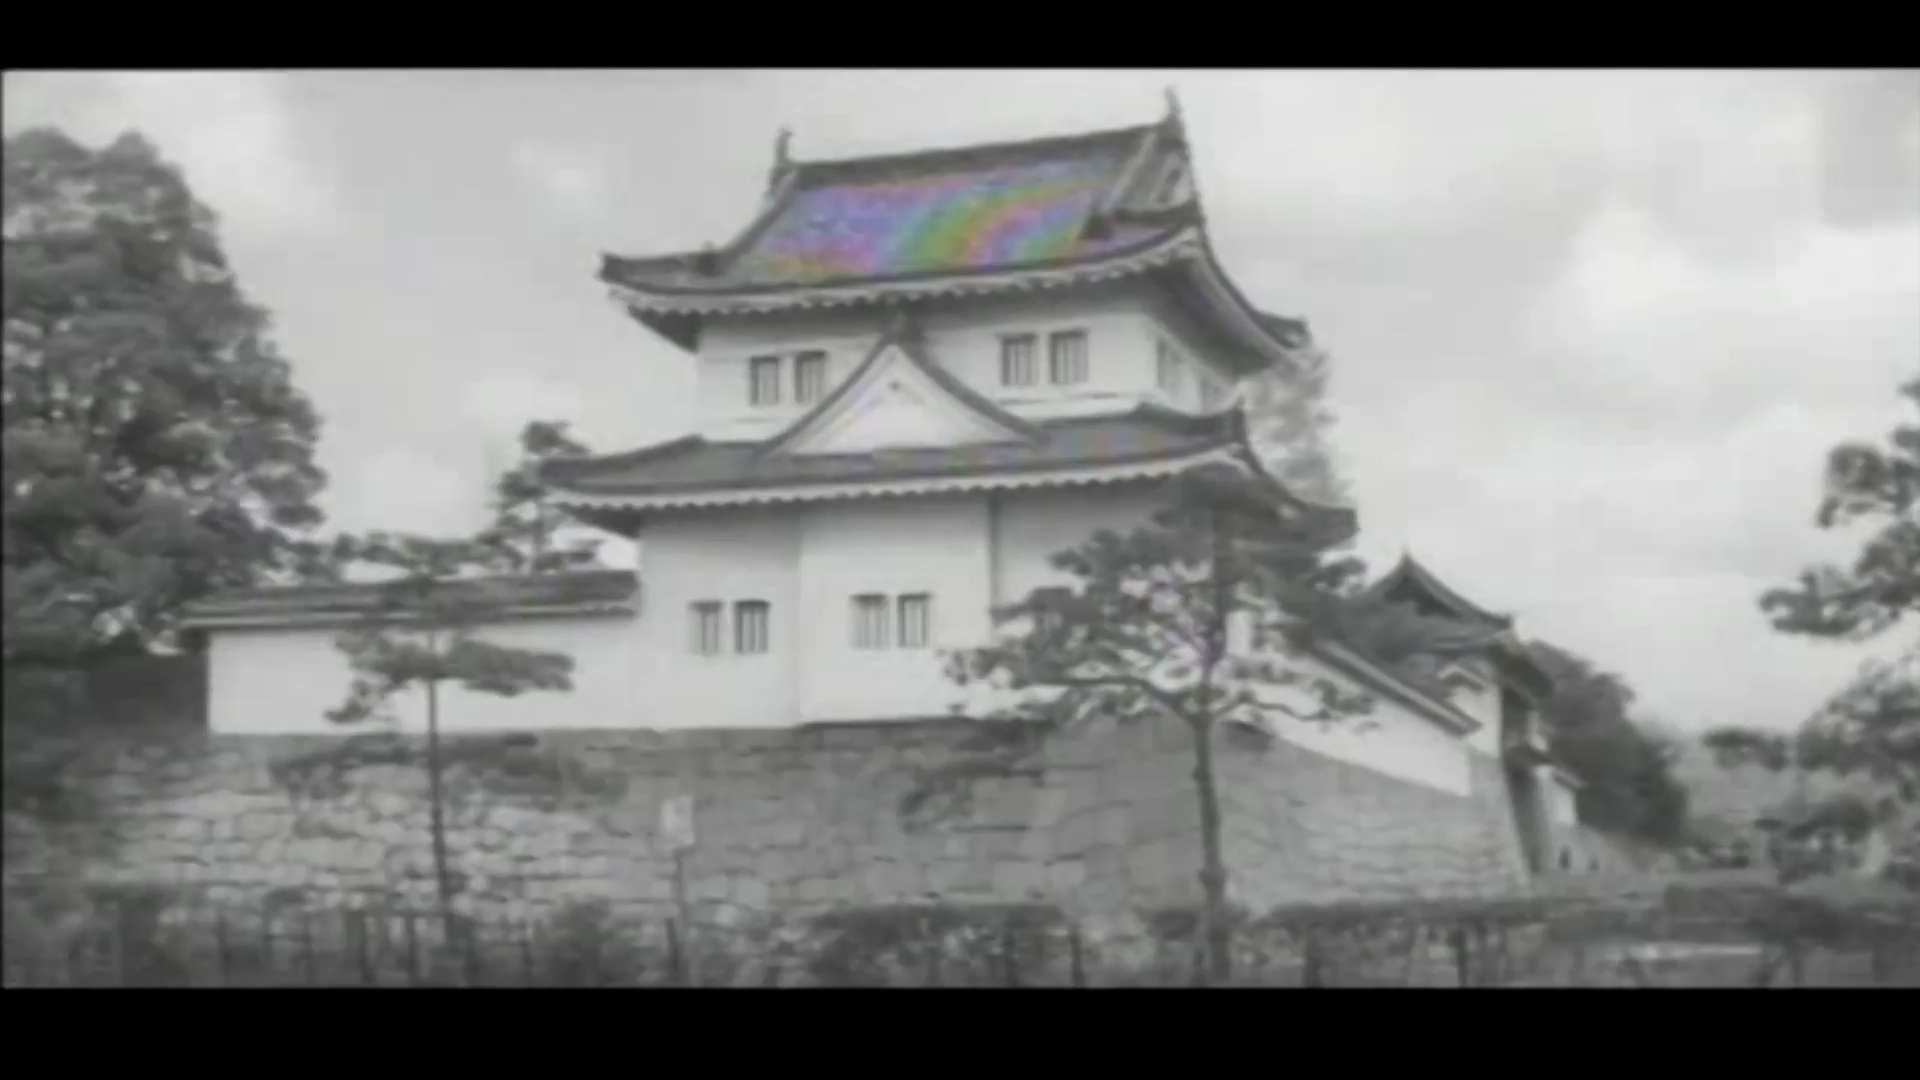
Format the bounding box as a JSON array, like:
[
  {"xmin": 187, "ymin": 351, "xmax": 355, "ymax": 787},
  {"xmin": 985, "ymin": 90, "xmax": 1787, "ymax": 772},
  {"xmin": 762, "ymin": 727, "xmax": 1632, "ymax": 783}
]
[
  {"xmin": 1190, "ymin": 717, "xmax": 1232, "ymax": 985},
  {"xmin": 531, "ymin": 495, "xmax": 547, "ymax": 571},
  {"xmin": 425, "ymin": 679, "xmax": 455, "ymax": 924},
  {"xmin": 1190, "ymin": 504, "xmax": 1235, "ymax": 985}
]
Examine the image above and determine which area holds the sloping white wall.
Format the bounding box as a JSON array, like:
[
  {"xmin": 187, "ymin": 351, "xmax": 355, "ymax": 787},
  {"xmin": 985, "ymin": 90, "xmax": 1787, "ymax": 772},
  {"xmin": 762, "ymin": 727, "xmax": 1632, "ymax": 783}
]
[{"xmin": 1255, "ymin": 651, "xmax": 1475, "ymax": 798}]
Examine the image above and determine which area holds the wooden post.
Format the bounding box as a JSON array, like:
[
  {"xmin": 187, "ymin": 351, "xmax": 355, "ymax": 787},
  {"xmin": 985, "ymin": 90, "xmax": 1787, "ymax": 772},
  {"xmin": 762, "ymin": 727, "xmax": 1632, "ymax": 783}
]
[
  {"xmin": 1067, "ymin": 924, "xmax": 1086, "ymax": 988},
  {"xmin": 519, "ymin": 921, "xmax": 536, "ymax": 987},
  {"xmin": 300, "ymin": 911, "xmax": 318, "ymax": 985},
  {"xmin": 214, "ymin": 913, "xmax": 232, "ymax": 986},
  {"xmin": 402, "ymin": 912, "xmax": 421, "ymax": 986},
  {"xmin": 1302, "ymin": 933, "xmax": 1326, "ymax": 988},
  {"xmin": 665, "ymin": 916, "xmax": 685, "ymax": 986},
  {"xmin": 1001, "ymin": 914, "xmax": 1021, "ymax": 987},
  {"xmin": 1449, "ymin": 925, "xmax": 1470, "ymax": 988},
  {"xmin": 260, "ymin": 910, "xmax": 275, "ymax": 985},
  {"xmin": 109, "ymin": 901, "xmax": 128, "ymax": 987},
  {"xmin": 661, "ymin": 795, "xmax": 698, "ymax": 988},
  {"xmin": 351, "ymin": 912, "xmax": 375, "ymax": 986},
  {"xmin": 672, "ymin": 850, "xmax": 698, "ymax": 986}
]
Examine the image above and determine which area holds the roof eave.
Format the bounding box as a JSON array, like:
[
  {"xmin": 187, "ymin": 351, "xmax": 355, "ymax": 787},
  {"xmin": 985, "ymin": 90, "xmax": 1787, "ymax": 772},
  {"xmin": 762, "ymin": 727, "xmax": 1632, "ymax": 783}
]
[
  {"xmin": 1368, "ymin": 555, "xmax": 1517, "ymax": 630},
  {"xmin": 547, "ymin": 442, "xmax": 1245, "ymax": 513},
  {"xmin": 181, "ymin": 571, "xmax": 642, "ymax": 631},
  {"xmin": 603, "ymin": 226, "xmax": 1202, "ymax": 311},
  {"xmin": 1171, "ymin": 242, "xmax": 1319, "ymax": 375},
  {"xmin": 182, "ymin": 601, "xmax": 638, "ymax": 632},
  {"xmin": 1306, "ymin": 640, "xmax": 1483, "ymax": 738}
]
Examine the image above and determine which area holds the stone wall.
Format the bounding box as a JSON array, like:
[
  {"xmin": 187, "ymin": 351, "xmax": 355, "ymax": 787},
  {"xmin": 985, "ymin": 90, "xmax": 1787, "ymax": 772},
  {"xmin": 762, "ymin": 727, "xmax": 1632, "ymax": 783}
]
[
  {"xmin": 1219, "ymin": 724, "xmax": 1532, "ymax": 908},
  {"xmin": 4, "ymin": 714, "xmax": 1532, "ymax": 927}
]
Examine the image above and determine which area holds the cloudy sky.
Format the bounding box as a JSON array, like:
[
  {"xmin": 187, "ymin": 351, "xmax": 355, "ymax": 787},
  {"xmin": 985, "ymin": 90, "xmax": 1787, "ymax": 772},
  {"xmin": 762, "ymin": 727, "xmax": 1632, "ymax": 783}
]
[{"xmin": 5, "ymin": 69, "xmax": 1917, "ymax": 733}]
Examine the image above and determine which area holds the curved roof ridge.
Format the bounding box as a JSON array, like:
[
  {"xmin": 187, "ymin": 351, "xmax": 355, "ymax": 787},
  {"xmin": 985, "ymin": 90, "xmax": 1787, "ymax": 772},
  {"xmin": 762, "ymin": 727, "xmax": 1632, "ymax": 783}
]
[
  {"xmin": 1368, "ymin": 552, "xmax": 1516, "ymax": 629},
  {"xmin": 785, "ymin": 120, "xmax": 1160, "ymax": 178}
]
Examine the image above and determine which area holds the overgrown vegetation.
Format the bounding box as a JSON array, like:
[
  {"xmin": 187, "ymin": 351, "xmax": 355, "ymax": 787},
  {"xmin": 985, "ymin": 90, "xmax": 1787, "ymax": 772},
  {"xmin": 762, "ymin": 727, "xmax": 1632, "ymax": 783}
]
[
  {"xmin": 3, "ymin": 127, "xmax": 332, "ymax": 728},
  {"xmin": 1525, "ymin": 641, "xmax": 1691, "ymax": 848},
  {"xmin": 1707, "ymin": 375, "xmax": 1918, "ymax": 887},
  {"xmin": 9, "ymin": 888, "xmax": 1915, "ymax": 988}
]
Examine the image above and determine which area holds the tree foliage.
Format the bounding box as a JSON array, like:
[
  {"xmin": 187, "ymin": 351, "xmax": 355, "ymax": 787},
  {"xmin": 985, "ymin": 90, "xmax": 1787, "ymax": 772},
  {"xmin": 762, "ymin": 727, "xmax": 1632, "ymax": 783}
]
[
  {"xmin": 1524, "ymin": 641, "xmax": 1690, "ymax": 847},
  {"xmin": 932, "ymin": 463, "xmax": 1373, "ymax": 983},
  {"xmin": 1760, "ymin": 376, "xmax": 1918, "ymax": 643},
  {"xmin": 1709, "ymin": 376, "xmax": 1920, "ymax": 885},
  {"xmin": 1245, "ymin": 343, "xmax": 1352, "ymax": 508},
  {"xmin": 322, "ymin": 530, "xmax": 577, "ymax": 918},
  {"xmin": 3, "ymin": 127, "xmax": 328, "ymax": 673},
  {"xmin": 476, "ymin": 419, "xmax": 600, "ymax": 575},
  {"xmin": 325, "ymin": 532, "xmax": 576, "ymax": 725}
]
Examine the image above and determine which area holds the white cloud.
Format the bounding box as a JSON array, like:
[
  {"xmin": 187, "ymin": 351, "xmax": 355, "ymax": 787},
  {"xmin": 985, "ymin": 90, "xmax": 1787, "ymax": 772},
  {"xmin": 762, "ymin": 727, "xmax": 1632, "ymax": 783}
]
[
  {"xmin": 509, "ymin": 139, "xmax": 611, "ymax": 219},
  {"xmin": 3, "ymin": 71, "xmax": 343, "ymax": 240},
  {"xmin": 1524, "ymin": 204, "xmax": 1920, "ymax": 426},
  {"xmin": 458, "ymin": 371, "xmax": 586, "ymax": 435},
  {"xmin": 324, "ymin": 444, "xmax": 483, "ymax": 537},
  {"xmin": 454, "ymin": 370, "xmax": 588, "ymax": 474}
]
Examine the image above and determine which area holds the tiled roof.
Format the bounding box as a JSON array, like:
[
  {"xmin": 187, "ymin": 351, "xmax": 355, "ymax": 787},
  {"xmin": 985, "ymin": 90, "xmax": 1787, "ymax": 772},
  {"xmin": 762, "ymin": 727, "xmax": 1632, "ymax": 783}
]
[
  {"xmin": 1368, "ymin": 554, "xmax": 1515, "ymax": 629},
  {"xmin": 1364, "ymin": 556, "xmax": 1560, "ymax": 698},
  {"xmin": 181, "ymin": 570, "xmax": 639, "ymax": 628},
  {"xmin": 541, "ymin": 406, "xmax": 1244, "ymax": 499},
  {"xmin": 603, "ymin": 122, "xmax": 1192, "ymax": 295}
]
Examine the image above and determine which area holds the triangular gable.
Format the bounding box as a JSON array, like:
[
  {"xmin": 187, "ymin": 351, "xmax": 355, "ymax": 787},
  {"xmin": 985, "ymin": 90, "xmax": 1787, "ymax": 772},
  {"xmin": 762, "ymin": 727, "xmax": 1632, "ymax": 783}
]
[{"xmin": 760, "ymin": 319, "xmax": 1041, "ymax": 457}]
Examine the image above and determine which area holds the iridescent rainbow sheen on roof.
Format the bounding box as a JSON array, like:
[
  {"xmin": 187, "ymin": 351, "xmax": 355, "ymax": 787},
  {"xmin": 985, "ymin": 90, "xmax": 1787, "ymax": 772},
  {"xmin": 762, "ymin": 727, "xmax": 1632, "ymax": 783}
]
[{"xmin": 730, "ymin": 157, "xmax": 1157, "ymax": 285}]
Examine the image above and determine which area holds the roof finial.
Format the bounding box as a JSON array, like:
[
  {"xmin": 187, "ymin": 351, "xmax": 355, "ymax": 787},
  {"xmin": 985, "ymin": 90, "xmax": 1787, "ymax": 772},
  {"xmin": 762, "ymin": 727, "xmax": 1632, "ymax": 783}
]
[
  {"xmin": 1163, "ymin": 86, "xmax": 1185, "ymax": 130},
  {"xmin": 693, "ymin": 241, "xmax": 720, "ymax": 276},
  {"xmin": 767, "ymin": 127, "xmax": 794, "ymax": 195},
  {"xmin": 886, "ymin": 305, "xmax": 923, "ymax": 344}
]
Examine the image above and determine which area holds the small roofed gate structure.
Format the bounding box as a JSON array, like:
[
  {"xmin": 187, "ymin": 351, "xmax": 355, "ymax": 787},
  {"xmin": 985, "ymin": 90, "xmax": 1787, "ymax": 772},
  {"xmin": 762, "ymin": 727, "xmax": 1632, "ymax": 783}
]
[{"xmin": 1367, "ymin": 555, "xmax": 1565, "ymax": 874}]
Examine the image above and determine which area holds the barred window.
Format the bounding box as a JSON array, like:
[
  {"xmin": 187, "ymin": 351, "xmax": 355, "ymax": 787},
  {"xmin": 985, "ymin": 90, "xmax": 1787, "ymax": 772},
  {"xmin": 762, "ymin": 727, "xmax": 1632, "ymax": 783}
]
[
  {"xmin": 794, "ymin": 352, "xmax": 829, "ymax": 406},
  {"xmin": 897, "ymin": 593, "xmax": 932, "ymax": 650},
  {"xmin": 689, "ymin": 601, "xmax": 724, "ymax": 655},
  {"xmin": 851, "ymin": 594, "xmax": 890, "ymax": 649},
  {"xmin": 999, "ymin": 334, "xmax": 1037, "ymax": 388},
  {"xmin": 734, "ymin": 600, "xmax": 770, "ymax": 655},
  {"xmin": 1156, "ymin": 339, "xmax": 1184, "ymax": 394},
  {"xmin": 748, "ymin": 356, "xmax": 782, "ymax": 407},
  {"xmin": 1048, "ymin": 330, "xmax": 1088, "ymax": 385}
]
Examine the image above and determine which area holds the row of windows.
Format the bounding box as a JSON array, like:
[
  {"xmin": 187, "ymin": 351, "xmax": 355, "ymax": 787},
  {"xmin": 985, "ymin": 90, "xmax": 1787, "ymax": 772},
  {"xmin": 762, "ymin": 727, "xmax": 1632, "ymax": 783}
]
[
  {"xmin": 740, "ymin": 327, "xmax": 1240, "ymax": 409},
  {"xmin": 852, "ymin": 592, "xmax": 932, "ymax": 650},
  {"xmin": 998, "ymin": 329, "xmax": 1088, "ymax": 389},
  {"xmin": 689, "ymin": 600, "xmax": 770, "ymax": 655},
  {"xmin": 687, "ymin": 594, "xmax": 935, "ymax": 655},
  {"xmin": 748, "ymin": 351, "xmax": 830, "ymax": 408}
]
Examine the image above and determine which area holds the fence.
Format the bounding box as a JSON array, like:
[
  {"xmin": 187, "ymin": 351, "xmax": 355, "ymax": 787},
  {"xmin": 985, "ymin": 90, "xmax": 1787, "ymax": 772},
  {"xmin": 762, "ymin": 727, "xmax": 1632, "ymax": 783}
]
[{"xmin": 7, "ymin": 879, "xmax": 1920, "ymax": 988}]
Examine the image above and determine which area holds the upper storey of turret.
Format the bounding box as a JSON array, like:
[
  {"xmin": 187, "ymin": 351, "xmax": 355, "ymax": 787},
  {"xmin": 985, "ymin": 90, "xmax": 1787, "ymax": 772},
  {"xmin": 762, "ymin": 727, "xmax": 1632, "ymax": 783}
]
[{"xmin": 599, "ymin": 96, "xmax": 1308, "ymax": 376}]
